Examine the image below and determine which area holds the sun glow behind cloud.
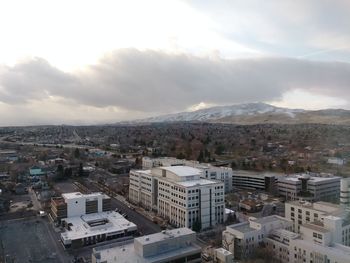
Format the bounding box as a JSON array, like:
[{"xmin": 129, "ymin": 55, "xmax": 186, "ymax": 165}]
[
  {"xmin": 269, "ymin": 89, "xmax": 348, "ymax": 110},
  {"xmin": 0, "ymin": 0, "xmax": 259, "ymax": 71},
  {"xmin": 0, "ymin": 0, "xmax": 349, "ymax": 125}
]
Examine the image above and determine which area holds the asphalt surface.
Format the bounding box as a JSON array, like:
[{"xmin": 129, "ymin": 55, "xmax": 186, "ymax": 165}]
[
  {"xmin": 111, "ymin": 197, "xmax": 161, "ymax": 235},
  {"xmin": 0, "ymin": 217, "xmax": 72, "ymax": 263},
  {"xmin": 85, "ymin": 179, "xmax": 161, "ymax": 235}
]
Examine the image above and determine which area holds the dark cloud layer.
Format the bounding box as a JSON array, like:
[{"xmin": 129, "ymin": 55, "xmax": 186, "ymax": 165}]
[{"xmin": 0, "ymin": 49, "xmax": 350, "ymax": 113}]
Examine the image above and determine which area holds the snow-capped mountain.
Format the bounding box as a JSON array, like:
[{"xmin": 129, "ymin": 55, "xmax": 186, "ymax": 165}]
[{"xmin": 135, "ymin": 103, "xmax": 305, "ymax": 123}]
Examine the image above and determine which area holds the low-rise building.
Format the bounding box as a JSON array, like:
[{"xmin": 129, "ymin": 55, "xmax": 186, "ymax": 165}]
[
  {"xmin": 61, "ymin": 211, "xmax": 137, "ymax": 248},
  {"xmin": 224, "ymin": 208, "xmax": 350, "ymax": 263},
  {"xmin": 51, "ymin": 192, "xmax": 136, "ymax": 248},
  {"xmin": 51, "ymin": 192, "xmax": 111, "ymax": 222},
  {"xmin": 327, "ymin": 157, "xmax": 346, "ymax": 166},
  {"xmin": 231, "ymin": 170, "xmax": 282, "ymax": 193},
  {"xmin": 91, "ymin": 228, "xmax": 201, "ymax": 263},
  {"xmin": 266, "ymin": 218, "xmax": 350, "ymax": 263},
  {"xmin": 29, "ymin": 166, "xmax": 46, "ymax": 177},
  {"xmin": 214, "ymin": 248, "xmax": 234, "ymax": 263},
  {"xmin": 129, "ymin": 166, "xmax": 225, "ymax": 229},
  {"xmin": 285, "ymin": 201, "xmax": 348, "ymax": 233},
  {"xmin": 222, "ymin": 215, "xmax": 292, "ymax": 260},
  {"xmin": 278, "ymin": 173, "xmax": 341, "ymax": 202}
]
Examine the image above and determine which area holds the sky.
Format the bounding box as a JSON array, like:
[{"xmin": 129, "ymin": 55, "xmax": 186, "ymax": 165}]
[{"xmin": 0, "ymin": 0, "xmax": 350, "ymax": 126}]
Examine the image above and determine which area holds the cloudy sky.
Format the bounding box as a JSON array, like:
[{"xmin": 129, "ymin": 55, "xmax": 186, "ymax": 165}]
[{"xmin": 0, "ymin": 0, "xmax": 350, "ymax": 126}]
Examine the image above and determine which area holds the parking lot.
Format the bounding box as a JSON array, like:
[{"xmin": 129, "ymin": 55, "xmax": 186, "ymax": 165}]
[{"xmin": 0, "ymin": 218, "xmax": 72, "ymax": 263}]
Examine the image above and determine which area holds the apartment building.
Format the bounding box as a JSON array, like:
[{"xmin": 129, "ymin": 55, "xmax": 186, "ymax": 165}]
[
  {"xmin": 129, "ymin": 166, "xmax": 225, "ymax": 229},
  {"xmin": 92, "ymin": 228, "xmax": 201, "ymax": 263},
  {"xmin": 285, "ymin": 201, "xmax": 348, "ymax": 233},
  {"xmin": 222, "ymin": 215, "xmax": 292, "ymax": 260},
  {"xmin": 51, "ymin": 192, "xmax": 111, "ymax": 222},
  {"xmin": 142, "ymin": 157, "xmax": 233, "ymax": 192},
  {"xmin": 278, "ymin": 173, "xmax": 341, "ymax": 202}
]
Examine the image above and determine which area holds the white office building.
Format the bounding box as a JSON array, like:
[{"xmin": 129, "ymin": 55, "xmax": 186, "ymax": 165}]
[
  {"xmin": 142, "ymin": 157, "xmax": 233, "ymax": 192},
  {"xmin": 222, "ymin": 215, "xmax": 293, "ymax": 260},
  {"xmin": 61, "ymin": 211, "xmax": 137, "ymax": 248},
  {"xmin": 266, "ymin": 226, "xmax": 350, "ymax": 263},
  {"xmin": 52, "ymin": 192, "xmax": 136, "ymax": 248},
  {"xmin": 129, "ymin": 166, "xmax": 225, "ymax": 229},
  {"xmin": 341, "ymin": 178, "xmax": 350, "ymax": 208},
  {"xmin": 277, "ymin": 173, "xmax": 341, "ymax": 202},
  {"xmin": 92, "ymin": 228, "xmax": 202, "ymax": 263},
  {"xmin": 224, "ymin": 207, "xmax": 350, "ymax": 263},
  {"xmin": 51, "ymin": 192, "xmax": 111, "ymax": 222},
  {"xmin": 285, "ymin": 201, "xmax": 349, "ymax": 234}
]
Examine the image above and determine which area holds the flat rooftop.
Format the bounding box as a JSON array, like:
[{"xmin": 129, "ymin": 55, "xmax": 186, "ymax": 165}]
[
  {"xmin": 232, "ymin": 170, "xmax": 284, "ymax": 178},
  {"xmin": 61, "ymin": 211, "xmax": 136, "ymax": 242},
  {"xmin": 215, "ymin": 247, "xmax": 233, "ymax": 256},
  {"xmin": 161, "ymin": 166, "xmax": 202, "ymax": 177},
  {"xmin": 62, "ymin": 192, "xmax": 109, "ymax": 200},
  {"xmin": 279, "ymin": 174, "xmax": 340, "ymax": 183},
  {"xmin": 252, "ymin": 215, "xmax": 290, "ymax": 225},
  {"xmin": 294, "ymin": 239, "xmax": 350, "ymax": 259},
  {"xmin": 176, "ymin": 178, "xmax": 220, "ymax": 187},
  {"xmin": 302, "ymin": 223, "xmax": 330, "ymax": 233},
  {"xmin": 227, "ymin": 222, "xmax": 256, "ymax": 234},
  {"xmin": 136, "ymin": 228, "xmax": 194, "ymax": 245},
  {"xmin": 270, "ymin": 229, "xmax": 299, "ymax": 239},
  {"xmin": 287, "ymin": 201, "xmax": 342, "ymax": 213},
  {"xmin": 134, "ymin": 169, "xmax": 152, "ymax": 175},
  {"xmin": 93, "ymin": 229, "xmax": 201, "ymax": 263}
]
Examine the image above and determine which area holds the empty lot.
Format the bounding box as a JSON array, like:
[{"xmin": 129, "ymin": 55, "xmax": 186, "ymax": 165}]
[{"xmin": 0, "ymin": 218, "xmax": 72, "ymax": 263}]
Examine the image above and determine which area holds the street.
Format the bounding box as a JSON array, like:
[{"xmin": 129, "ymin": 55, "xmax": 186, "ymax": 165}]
[{"xmin": 84, "ymin": 179, "xmax": 161, "ymax": 235}]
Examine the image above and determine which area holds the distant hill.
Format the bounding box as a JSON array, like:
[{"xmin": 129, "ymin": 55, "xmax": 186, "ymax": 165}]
[{"xmin": 133, "ymin": 103, "xmax": 350, "ymax": 125}]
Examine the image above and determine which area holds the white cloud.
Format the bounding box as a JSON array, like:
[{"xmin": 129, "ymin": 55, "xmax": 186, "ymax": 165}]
[
  {"xmin": 187, "ymin": 102, "xmax": 217, "ymax": 112},
  {"xmin": 0, "ymin": 50, "xmax": 350, "ymax": 125},
  {"xmin": 269, "ymin": 89, "xmax": 348, "ymax": 110},
  {"xmin": 0, "ymin": 0, "xmax": 260, "ymax": 71}
]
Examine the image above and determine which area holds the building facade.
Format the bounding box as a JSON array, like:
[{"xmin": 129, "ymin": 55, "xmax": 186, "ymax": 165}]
[
  {"xmin": 278, "ymin": 173, "xmax": 340, "ymax": 202},
  {"xmin": 51, "ymin": 192, "xmax": 111, "ymax": 222},
  {"xmin": 224, "ymin": 208, "xmax": 350, "ymax": 263},
  {"xmin": 266, "ymin": 227, "xmax": 350, "ymax": 263},
  {"xmin": 51, "ymin": 192, "xmax": 136, "ymax": 248},
  {"xmin": 222, "ymin": 215, "xmax": 292, "ymax": 260},
  {"xmin": 231, "ymin": 170, "xmax": 281, "ymax": 193},
  {"xmin": 129, "ymin": 166, "xmax": 225, "ymax": 229},
  {"xmin": 284, "ymin": 201, "xmax": 347, "ymax": 233},
  {"xmin": 340, "ymin": 178, "xmax": 350, "ymax": 207},
  {"xmin": 142, "ymin": 157, "xmax": 233, "ymax": 192},
  {"xmin": 61, "ymin": 211, "xmax": 137, "ymax": 248}
]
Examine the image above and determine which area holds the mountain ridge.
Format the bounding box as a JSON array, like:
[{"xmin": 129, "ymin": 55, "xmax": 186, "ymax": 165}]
[{"xmin": 129, "ymin": 102, "xmax": 350, "ymax": 125}]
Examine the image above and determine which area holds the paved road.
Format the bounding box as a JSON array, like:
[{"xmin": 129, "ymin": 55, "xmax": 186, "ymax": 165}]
[
  {"xmin": 85, "ymin": 179, "xmax": 161, "ymax": 235},
  {"xmin": 111, "ymin": 197, "xmax": 161, "ymax": 235},
  {"xmin": 29, "ymin": 187, "xmax": 42, "ymax": 211}
]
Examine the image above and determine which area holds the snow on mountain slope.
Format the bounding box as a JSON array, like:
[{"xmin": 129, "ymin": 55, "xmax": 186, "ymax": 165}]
[{"xmin": 137, "ymin": 103, "xmax": 305, "ymax": 123}]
